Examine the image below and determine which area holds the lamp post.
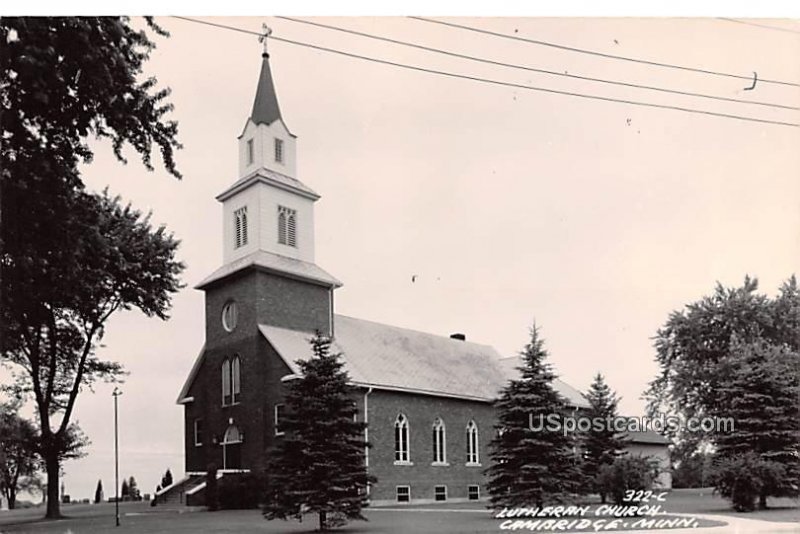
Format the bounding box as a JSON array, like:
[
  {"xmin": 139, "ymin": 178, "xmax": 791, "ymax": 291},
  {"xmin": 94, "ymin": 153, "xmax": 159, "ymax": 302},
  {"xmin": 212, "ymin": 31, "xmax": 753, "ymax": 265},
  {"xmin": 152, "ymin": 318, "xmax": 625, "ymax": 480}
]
[{"xmin": 112, "ymin": 387, "xmax": 122, "ymax": 527}]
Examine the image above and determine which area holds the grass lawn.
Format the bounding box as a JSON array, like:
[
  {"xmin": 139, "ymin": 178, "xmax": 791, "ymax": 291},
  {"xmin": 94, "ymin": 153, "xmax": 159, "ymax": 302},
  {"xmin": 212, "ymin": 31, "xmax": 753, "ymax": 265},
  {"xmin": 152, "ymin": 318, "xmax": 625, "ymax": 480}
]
[{"xmin": 0, "ymin": 489, "xmax": 796, "ymax": 533}]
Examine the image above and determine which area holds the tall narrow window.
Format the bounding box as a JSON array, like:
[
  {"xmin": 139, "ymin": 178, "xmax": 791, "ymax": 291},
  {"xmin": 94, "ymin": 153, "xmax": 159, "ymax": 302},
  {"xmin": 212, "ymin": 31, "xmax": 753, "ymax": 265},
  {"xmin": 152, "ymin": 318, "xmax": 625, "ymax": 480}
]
[
  {"xmin": 194, "ymin": 419, "xmax": 203, "ymax": 447},
  {"xmin": 277, "ymin": 206, "xmax": 297, "ymax": 247},
  {"xmin": 274, "ymin": 138, "xmax": 284, "ymax": 163},
  {"xmin": 234, "ymin": 206, "xmax": 248, "ymax": 249},
  {"xmin": 274, "ymin": 404, "xmax": 285, "ymax": 436},
  {"xmin": 222, "ymin": 425, "xmax": 243, "ymax": 470},
  {"xmin": 432, "ymin": 418, "xmax": 446, "ymax": 464},
  {"xmin": 221, "ymin": 358, "xmax": 231, "ymax": 405},
  {"xmin": 466, "ymin": 420, "xmax": 479, "ymax": 465},
  {"xmin": 246, "ymin": 139, "xmax": 254, "ymax": 165},
  {"xmin": 231, "ymin": 355, "xmax": 241, "ymax": 404},
  {"xmin": 394, "ymin": 413, "xmax": 410, "ymax": 463}
]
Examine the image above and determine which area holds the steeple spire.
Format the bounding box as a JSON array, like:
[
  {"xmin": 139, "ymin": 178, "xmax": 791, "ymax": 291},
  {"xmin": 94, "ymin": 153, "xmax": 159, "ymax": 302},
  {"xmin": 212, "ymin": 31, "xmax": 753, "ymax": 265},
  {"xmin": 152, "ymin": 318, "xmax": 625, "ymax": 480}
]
[{"xmin": 251, "ymin": 25, "xmax": 282, "ymax": 126}]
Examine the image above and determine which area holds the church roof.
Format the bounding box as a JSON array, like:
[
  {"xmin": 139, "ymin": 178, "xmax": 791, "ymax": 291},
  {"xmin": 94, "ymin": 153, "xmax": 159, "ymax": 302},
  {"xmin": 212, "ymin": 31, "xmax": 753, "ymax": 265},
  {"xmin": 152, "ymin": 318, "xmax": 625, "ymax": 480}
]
[
  {"xmin": 624, "ymin": 428, "xmax": 672, "ymax": 445},
  {"xmin": 195, "ymin": 249, "xmax": 342, "ymax": 290},
  {"xmin": 216, "ymin": 168, "xmax": 319, "ymax": 202},
  {"xmin": 250, "ymin": 53, "xmax": 283, "ymax": 127},
  {"xmin": 259, "ymin": 316, "xmax": 589, "ymax": 407}
]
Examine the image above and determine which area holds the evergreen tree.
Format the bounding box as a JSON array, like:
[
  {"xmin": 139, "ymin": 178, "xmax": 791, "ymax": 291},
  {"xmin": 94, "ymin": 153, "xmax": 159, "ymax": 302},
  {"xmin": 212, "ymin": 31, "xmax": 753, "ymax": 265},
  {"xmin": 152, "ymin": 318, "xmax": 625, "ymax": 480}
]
[
  {"xmin": 161, "ymin": 468, "xmax": 173, "ymax": 488},
  {"xmin": 128, "ymin": 476, "xmax": 139, "ymax": 501},
  {"xmin": 120, "ymin": 479, "xmax": 129, "ymax": 500},
  {"xmin": 486, "ymin": 324, "xmax": 581, "ymax": 509},
  {"xmin": 94, "ymin": 480, "xmax": 103, "ymax": 504},
  {"xmin": 711, "ymin": 339, "xmax": 800, "ymax": 508},
  {"xmin": 582, "ymin": 373, "xmax": 627, "ymax": 500},
  {"xmin": 262, "ymin": 332, "xmax": 375, "ymax": 531}
]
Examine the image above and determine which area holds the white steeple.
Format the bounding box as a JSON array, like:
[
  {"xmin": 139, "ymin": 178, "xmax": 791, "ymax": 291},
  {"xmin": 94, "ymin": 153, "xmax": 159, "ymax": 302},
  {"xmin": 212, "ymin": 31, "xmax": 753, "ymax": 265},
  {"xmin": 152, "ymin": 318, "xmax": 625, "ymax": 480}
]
[{"xmin": 216, "ymin": 49, "xmax": 319, "ymax": 266}]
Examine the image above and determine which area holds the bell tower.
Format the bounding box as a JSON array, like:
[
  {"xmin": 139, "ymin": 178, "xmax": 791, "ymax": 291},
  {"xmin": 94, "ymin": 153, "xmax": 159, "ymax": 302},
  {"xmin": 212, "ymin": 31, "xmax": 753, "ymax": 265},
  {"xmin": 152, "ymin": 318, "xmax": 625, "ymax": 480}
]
[{"xmin": 197, "ymin": 45, "xmax": 340, "ymax": 337}]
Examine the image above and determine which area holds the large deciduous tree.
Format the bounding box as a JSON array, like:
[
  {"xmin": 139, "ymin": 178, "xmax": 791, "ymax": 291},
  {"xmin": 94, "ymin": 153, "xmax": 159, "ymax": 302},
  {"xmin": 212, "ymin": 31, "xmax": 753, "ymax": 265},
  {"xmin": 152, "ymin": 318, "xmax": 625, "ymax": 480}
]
[
  {"xmin": 486, "ymin": 324, "xmax": 580, "ymax": 509},
  {"xmin": 263, "ymin": 333, "xmax": 374, "ymax": 531},
  {"xmin": 646, "ymin": 276, "xmax": 800, "ymax": 456},
  {"xmin": 1, "ymin": 17, "xmax": 182, "ymax": 518}
]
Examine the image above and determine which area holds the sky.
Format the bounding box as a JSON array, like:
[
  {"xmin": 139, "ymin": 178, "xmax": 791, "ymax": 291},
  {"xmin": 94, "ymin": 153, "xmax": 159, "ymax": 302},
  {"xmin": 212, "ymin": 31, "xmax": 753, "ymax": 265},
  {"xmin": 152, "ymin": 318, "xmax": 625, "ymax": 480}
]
[{"xmin": 4, "ymin": 14, "xmax": 800, "ymax": 501}]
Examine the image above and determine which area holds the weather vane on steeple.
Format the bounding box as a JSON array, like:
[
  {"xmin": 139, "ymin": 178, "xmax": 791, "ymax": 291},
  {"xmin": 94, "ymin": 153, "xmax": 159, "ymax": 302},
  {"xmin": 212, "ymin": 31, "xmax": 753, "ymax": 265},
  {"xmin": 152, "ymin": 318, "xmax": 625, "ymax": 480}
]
[{"xmin": 259, "ymin": 23, "xmax": 273, "ymax": 58}]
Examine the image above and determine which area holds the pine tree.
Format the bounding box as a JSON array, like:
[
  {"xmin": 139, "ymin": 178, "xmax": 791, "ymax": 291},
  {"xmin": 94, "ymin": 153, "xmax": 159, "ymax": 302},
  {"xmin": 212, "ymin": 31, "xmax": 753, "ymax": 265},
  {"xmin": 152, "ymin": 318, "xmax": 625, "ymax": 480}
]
[
  {"xmin": 161, "ymin": 468, "xmax": 173, "ymax": 488},
  {"xmin": 120, "ymin": 479, "xmax": 129, "ymax": 500},
  {"xmin": 262, "ymin": 332, "xmax": 375, "ymax": 531},
  {"xmin": 711, "ymin": 339, "xmax": 800, "ymax": 508},
  {"xmin": 486, "ymin": 324, "xmax": 581, "ymax": 509},
  {"xmin": 128, "ymin": 476, "xmax": 139, "ymax": 501},
  {"xmin": 582, "ymin": 373, "xmax": 628, "ymax": 501},
  {"xmin": 94, "ymin": 480, "xmax": 103, "ymax": 504}
]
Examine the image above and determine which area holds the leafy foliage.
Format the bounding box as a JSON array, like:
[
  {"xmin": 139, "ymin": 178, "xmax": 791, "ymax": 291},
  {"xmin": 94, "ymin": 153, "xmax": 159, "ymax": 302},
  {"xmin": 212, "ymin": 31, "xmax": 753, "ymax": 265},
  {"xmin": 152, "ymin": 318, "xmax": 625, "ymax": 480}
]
[
  {"xmin": 711, "ymin": 452, "xmax": 787, "ymax": 512},
  {"xmin": 486, "ymin": 324, "xmax": 581, "ymax": 509},
  {"xmin": 596, "ymin": 455, "xmax": 659, "ymax": 505},
  {"xmin": 1, "ymin": 17, "xmax": 182, "ymax": 518},
  {"xmin": 646, "ymin": 277, "xmax": 800, "ymax": 458},
  {"xmin": 582, "ymin": 373, "xmax": 628, "ymax": 496},
  {"xmin": 262, "ymin": 332, "xmax": 374, "ymax": 531},
  {"xmin": 671, "ymin": 452, "xmax": 713, "ymax": 489},
  {"xmin": 0, "ymin": 405, "xmax": 40, "ymax": 509}
]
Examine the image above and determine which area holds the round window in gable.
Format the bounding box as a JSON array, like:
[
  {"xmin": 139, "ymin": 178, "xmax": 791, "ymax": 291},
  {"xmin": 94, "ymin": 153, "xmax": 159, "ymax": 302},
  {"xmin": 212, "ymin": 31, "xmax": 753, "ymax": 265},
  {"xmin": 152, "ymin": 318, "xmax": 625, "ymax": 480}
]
[{"xmin": 222, "ymin": 301, "xmax": 238, "ymax": 332}]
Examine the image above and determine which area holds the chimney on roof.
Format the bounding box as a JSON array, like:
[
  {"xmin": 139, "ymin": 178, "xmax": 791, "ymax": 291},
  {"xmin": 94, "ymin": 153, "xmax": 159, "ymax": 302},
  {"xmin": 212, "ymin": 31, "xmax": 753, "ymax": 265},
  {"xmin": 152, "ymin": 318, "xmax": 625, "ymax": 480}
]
[{"xmin": 450, "ymin": 333, "xmax": 466, "ymax": 341}]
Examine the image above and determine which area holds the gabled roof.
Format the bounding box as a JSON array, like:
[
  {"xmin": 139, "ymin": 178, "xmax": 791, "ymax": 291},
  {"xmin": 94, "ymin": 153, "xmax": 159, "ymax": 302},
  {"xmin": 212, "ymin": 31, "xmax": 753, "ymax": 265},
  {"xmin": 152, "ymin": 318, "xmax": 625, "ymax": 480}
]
[
  {"xmin": 176, "ymin": 315, "xmax": 590, "ymax": 406},
  {"xmin": 259, "ymin": 315, "xmax": 589, "ymax": 407},
  {"xmin": 496, "ymin": 356, "xmax": 591, "ymax": 409},
  {"xmin": 195, "ymin": 250, "xmax": 342, "ymax": 290},
  {"xmin": 216, "ymin": 167, "xmax": 319, "ymax": 202},
  {"xmin": 251, "ymin": 54, "xmax": 283, "ymax": 127}
]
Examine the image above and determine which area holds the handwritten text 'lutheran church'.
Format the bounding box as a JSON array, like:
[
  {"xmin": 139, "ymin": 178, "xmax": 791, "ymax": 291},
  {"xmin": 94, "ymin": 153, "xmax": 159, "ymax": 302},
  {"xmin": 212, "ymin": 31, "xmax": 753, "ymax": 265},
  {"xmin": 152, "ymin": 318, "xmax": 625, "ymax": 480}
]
[{"xmin": 167, "ymin": 49, "xmax": 623, "ymax": 506}]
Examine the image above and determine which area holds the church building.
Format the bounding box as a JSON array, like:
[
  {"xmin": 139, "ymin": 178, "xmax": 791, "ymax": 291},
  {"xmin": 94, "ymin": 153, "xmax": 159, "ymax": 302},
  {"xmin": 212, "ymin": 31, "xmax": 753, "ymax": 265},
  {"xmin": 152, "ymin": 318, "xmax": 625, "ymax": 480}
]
[{"xmin": 164, "ymin": 49, "xmax": 666, "ymax": 507}]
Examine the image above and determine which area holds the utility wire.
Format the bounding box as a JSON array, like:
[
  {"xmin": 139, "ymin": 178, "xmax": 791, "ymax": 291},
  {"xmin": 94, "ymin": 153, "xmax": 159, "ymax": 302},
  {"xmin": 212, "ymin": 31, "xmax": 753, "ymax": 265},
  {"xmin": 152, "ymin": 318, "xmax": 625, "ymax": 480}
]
[
  {"xmin": 278, "ymin": 16, "xmax": 797, "ymax": 111},
  {"xmin": 410, "ymin": 16, "xmax": 800, "ymax": 88},
  {"xmin": 170, "ymin": 17, "xmax": 799, "ymax": 128},
  {"xmin": 718, "ymin": 18, "xmax": 800, "ymax": 36}
]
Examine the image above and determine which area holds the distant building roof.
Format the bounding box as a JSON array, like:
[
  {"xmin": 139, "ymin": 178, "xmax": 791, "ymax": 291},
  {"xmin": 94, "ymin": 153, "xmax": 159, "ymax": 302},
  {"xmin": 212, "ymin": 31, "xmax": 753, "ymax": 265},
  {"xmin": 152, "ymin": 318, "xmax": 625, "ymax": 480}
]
[
  {"xmin": 624, "ymin": 427, "xmax": 672, "ymax": 445},
  {"xmin": 195, "ymin": 249, "xmax": 342, "ymax": 290},
  {"xmin": 259, "ymin": 316, "xmax": 589, "ymax": 406}
]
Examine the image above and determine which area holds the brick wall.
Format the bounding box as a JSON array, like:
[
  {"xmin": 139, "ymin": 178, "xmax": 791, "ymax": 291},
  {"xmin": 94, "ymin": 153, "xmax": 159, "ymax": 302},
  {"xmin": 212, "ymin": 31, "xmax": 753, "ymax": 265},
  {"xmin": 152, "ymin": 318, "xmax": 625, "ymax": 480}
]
[{"xmin": 364, "ymin": 389, "xmax": 495, "ymax": 504}]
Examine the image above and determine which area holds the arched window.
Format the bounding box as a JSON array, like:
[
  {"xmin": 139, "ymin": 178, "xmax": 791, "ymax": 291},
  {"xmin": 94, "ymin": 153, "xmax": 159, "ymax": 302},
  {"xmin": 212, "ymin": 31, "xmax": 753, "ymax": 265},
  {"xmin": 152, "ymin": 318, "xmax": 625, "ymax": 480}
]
[
  {"xmin": 466, "ymin": 420, "xmax": 479, "ymax": 465},
  {"xmin": 432, "ymin": 418, "xmax": 446, "ymax": 464},
  {"xmin": 221, "ymin": 356, "xmax": 242, "ymax": 406},
  {"xmin": 394, "ymin": 413, "xmax": 410, "ymax": 463},
  {"xmin": 221, "ymin": 358, "xmax": 231, "ymax": 405},
  {"xmin": 231, "ymin": 355, "xmax": 241, "ymax": 404}
]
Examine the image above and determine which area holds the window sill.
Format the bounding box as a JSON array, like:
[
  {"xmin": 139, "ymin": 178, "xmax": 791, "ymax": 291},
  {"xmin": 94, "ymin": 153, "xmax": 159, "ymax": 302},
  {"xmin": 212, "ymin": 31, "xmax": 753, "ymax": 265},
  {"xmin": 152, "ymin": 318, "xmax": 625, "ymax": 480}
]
[
  {"xmin": 274, "ymin": 432, "xmax": 285, "ymax": 437},
  {"xmin": 194, "ymin": 443, "xmax": 203, "ymax": 447},
  {"xmin": 431, "ymin": 462, "xmax": 449, "ymax": 467},
  {"xmin": 393, "ymin": 460, "xmax": 414, "ymax": 466},
  {"xmin": 466, "ymin": 462, "xmax": 482, "ymax": 467},
  {"xmin": 222, "ymin": 402, "xmax": 241, "ymax": 408}
]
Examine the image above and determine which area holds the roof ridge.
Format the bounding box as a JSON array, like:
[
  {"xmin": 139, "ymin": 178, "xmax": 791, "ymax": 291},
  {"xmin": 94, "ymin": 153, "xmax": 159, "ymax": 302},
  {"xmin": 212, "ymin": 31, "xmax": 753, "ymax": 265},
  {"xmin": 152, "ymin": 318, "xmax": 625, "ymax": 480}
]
[{"xmin": 333, "ymin": 313, "xmax": 497, "ymax": 350}]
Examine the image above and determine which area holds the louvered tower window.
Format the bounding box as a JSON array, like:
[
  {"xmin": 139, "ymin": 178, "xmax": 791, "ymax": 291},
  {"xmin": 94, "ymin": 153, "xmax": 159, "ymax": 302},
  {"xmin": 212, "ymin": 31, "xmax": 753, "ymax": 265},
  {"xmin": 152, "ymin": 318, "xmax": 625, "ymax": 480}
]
[
  {"xmin": 277, "ymin": 205, "xmax": 297, "ymax": 247},
  {"xmin": 234, "ymin": 206, "xmax": 248, "ymax": 249}
]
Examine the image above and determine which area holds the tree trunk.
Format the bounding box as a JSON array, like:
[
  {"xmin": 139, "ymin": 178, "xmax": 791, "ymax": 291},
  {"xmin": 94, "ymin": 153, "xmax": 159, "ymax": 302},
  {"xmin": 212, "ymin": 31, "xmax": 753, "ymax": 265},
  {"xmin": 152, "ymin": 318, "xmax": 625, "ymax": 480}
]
[
  {"xmin": 318, "ymin": 510, "xmax": 327, "ymax": 531},
  {"xmin": 759, "ymin": 494, "xmax": 767, "ymax": 509},
  {"xmin": 45, "ymin": 453, "xmax": 61, "ymax": 519},
  {"xmin": 8, "ymin": 491, "xmax": 16, "ymax": 510}
]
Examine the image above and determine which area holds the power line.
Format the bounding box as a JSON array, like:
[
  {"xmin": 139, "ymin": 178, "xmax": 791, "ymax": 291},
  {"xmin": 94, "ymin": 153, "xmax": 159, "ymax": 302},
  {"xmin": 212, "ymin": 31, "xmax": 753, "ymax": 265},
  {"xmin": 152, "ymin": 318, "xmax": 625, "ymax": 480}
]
[
  {"xmin": 719, "ymin": 18, "xmax": 800, "ymax": 36},
  {"xmin": 410, "ymin": 16, "xmax": 800, "ymax": 89},
  {"xmin": 170, "ymin": 17, "xmax": 799, "ymax": 128},
  {"xmin": 277, "ymin": 16, "xmax": 797, "ymax": 111}
]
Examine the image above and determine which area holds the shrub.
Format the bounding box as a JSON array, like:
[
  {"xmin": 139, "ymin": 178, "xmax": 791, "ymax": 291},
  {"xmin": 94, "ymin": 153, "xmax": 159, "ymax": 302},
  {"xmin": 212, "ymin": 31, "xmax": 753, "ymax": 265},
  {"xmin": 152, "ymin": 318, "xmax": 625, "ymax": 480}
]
[
  {"xmin": 596, "ymin": 455, "xmax": 659, "ymax": 505},
  {"xmin": 711, "ymin": 452, "xmax": 787, "ymax": 512},
  {"xmin": 218, "ymin": 473, "xmax": 264, "ymax": 510}
]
